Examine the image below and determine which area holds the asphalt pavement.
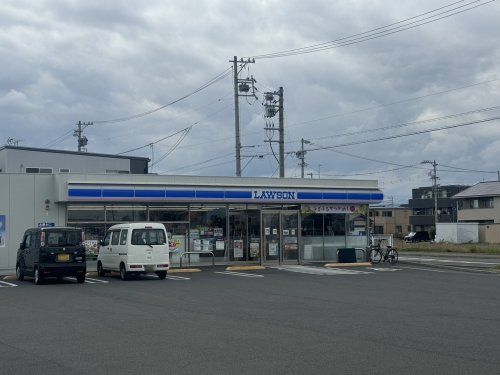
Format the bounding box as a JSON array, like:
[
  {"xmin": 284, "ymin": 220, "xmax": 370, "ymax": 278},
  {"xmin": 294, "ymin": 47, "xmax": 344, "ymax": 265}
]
[{"xmin": 1, "ymin": 263, "xmax": 499, "ymax": 375}]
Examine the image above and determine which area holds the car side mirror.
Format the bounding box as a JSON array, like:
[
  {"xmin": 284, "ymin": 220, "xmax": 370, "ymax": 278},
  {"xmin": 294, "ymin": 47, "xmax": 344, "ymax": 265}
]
[
  {"xmin": 19, "ymin": 243, "xmax": 25, "ymax": 250},
  {"xmin": 99, "ymin": 240, "xmax": 104, "ymax": 246}
]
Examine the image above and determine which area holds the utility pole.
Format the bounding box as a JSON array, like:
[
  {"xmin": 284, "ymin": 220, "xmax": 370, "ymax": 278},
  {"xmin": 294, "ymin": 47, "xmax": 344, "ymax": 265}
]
[
  {"xmin": 74, "ymin": 121, "xmax": 93, "ymax": 152},
  {"xmin": 278, "ymin": 87, "xmax": 285, "ymax": 178},
  {"xmin": 263, "ymin": 87, "xmax": 285, "ymax": 178},
  {"xmin": 230, "ymin": 56, "xmax": 256, "ymax": 177},
  {"xmin": 422, "ymin": 160, "xmax": 439, "ymax": 227},
  {"xmin": 296, "ymin": 138, "xmax": 310, "ymax": 178},
  {"xmin": 307, "ymin": 172, "xmax": 313, "ymax": 179}
]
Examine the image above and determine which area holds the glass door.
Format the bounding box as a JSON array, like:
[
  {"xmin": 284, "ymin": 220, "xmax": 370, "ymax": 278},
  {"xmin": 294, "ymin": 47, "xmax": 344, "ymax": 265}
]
[
  {"xmin": 163, "ymin": 222, "xmax": 189, "ymax": 266},
  {"xmin": 229, "ymin": 212, "xmax": 247, "ymax": 261},
  {"xmin": 263, "ymin": 212, "xmax": 280, "ymax": 262},
  {"xmin": 282, "ymin": 211, "xmax": 299, "ymax": 262}
]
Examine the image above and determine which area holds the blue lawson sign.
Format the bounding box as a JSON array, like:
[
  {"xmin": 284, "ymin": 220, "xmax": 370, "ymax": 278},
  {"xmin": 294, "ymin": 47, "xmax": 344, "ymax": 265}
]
[{"xmin": 67, "ymin": 185, "xmax": 383, "ymax": 204}]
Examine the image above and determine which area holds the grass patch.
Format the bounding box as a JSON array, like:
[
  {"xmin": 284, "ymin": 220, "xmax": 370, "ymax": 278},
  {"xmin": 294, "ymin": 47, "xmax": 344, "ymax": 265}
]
[{"xmin": 397, "ymin": 240, "xmax": 500, "ymax": 255}]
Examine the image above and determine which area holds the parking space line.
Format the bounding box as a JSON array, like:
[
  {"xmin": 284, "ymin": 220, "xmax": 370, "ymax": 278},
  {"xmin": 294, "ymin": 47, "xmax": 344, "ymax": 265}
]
[
  {"xmin": 399, "ymin": 266, "xmax": 448, "ymax": 273},
  {"xmin": 166, "ymin": 275, "xmax": 190, "ymax": 280},
  {"xmin": 85, "ymin": 277, "xmax": 109, "ymax": 283},
  {"xmin": 0, "ymin": 280, "xmax": 18, "ymax": 287},
  {"xmin": 367, "ymin": 267, "xmax": 402, "ymax": 272},
  {"xmin": 66, "ymin": 277, "xmax": 96, "ymax": 284},
  {"xmin": 214, "ymin": 271, "xmax": 264, "ymax": 278}
]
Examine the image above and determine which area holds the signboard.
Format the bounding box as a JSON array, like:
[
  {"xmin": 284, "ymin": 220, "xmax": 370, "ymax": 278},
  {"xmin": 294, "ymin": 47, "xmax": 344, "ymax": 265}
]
[
  {"xmin": 214, "ymin": 227, "xmax": 224, "ymax": 237},
  {"xmin": 250, "ymin": 242, "xmax": 260, "ymax": 258},
  {"xmin": 169, "ymin": 235, "xmax": 186, "ymax": 254},
  {"xmin": 0, "ymin": 215, "xmax": 5, "ymax": 247},
  {"xmin": 233, "ymin": 240, "xmax": 244, "ymax": 258},
  {"xmin": 216, "ymin": 240, "xmax": 225, "ymax": 251},
  {"xmin": 301, "ymin": 205, "xmax": 361, "ymax": 214},
  {"xmin": 268, "ymin": 243, "xmax": 278, "ymax": 256},
  {"xmin": 38, "ymin": 222, "xmax": 55, "ymax": 228}
]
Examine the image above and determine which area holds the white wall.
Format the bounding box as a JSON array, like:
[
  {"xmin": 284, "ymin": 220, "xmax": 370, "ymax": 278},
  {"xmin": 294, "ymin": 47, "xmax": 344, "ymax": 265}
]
[{"xmin": 436, "ymin": 223, "xmax": 478, "ymax": 243}]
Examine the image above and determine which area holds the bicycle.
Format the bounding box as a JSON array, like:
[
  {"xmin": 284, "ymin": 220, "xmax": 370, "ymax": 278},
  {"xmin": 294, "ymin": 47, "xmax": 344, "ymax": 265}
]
[{"xmin": 369, "ymin": 239, "xmax": 399, "ymax": 264}]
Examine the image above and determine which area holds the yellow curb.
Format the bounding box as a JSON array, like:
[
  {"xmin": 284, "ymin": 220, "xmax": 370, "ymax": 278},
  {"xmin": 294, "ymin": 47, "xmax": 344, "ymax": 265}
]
[
  {"xmin": 325, "ymin": 262, "xmax": 372, "ymax": 267},
  {"xmin": 226, "ymin": 265, "xmax": 266, "ymax": 271},
  {"xmin": 169, "ymin": 268, "xmax": 201, "ymax": 273},
  {"xmin": 3, "ymin": 275, "xmax": 17, "ymax": 280}
]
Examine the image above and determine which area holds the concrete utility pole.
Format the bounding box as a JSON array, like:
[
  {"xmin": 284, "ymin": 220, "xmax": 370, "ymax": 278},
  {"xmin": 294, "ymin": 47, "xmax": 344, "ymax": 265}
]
[
  {"xmin": 297, "ymin": 138, "xmax": 310, "ymax": 178},
  {"xmin": 230, "ymin": 56, "xmax": 256, "ymax": 177},
  {"xmin": 263, "ymin": 87, "xmax": 285, "ymax": 178},
  {"xmin": 422, "ymin": 160, "xmax": 439, "ymax": 227},
  {"xmin": 278, "ymin": 87, "xmax": 285, "ymax": 178},
  {"xmin": 74, "ymin": 121, "xmax": 92, "ymax": 152}
]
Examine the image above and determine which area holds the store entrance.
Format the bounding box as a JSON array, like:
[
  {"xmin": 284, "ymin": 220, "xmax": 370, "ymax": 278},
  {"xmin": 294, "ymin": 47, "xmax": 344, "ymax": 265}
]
[
  {"xmin": 262, "ymin": 211, "xmax": 299, "ymax": 264},
  {"xmin": 163, "ymin": 222, "xmax": 189, "ymax": 265}
]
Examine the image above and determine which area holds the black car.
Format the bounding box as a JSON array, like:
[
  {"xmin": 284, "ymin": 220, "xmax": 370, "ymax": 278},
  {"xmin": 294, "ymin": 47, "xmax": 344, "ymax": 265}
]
[
  {"xmin": 16, "ymin": 227, "xmax": 86, "ymax": 285},
  {"xmin": 404, "ymin": 231, "xmax": 431, "ymax": 243}
]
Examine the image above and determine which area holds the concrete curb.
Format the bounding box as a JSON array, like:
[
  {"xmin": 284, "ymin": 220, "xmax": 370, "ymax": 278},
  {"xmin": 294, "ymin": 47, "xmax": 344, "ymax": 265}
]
[
  {"xmin": 169, "ymin": 268, "xmax": 201, "ymax": 273},
  {"xmin": 2, "ymin": 275, "xmax": 16, "ymax": 280},
  {"xmin": 225, "ymin": 265, "xmax": 266, "ymax": 271},
  {"xmin": 325, "ymin": 262, "xmax": 372, "ymax": 267}
]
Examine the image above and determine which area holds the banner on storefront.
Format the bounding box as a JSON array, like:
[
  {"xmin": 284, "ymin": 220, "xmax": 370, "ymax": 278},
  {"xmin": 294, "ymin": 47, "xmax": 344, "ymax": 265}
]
[{"xmin": 301, "ymin": 204, "xmax": 362, "ymax": 214}]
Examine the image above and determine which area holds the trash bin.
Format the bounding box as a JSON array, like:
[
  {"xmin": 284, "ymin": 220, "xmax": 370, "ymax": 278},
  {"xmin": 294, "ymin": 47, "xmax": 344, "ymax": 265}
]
[{"xmin": 337, "ymin": 248, "xmax": 357, "ymax": 263}]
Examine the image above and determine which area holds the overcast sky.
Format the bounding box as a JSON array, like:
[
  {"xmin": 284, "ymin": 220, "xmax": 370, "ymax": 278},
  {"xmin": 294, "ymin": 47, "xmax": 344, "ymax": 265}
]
[{"xmin": 1, "ymin": 0, "xmax": 499, "ymax": 203}]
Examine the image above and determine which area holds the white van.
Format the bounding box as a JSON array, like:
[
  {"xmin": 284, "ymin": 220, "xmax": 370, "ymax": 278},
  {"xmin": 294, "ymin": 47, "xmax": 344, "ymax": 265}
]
[{"xmin": 97, "ymin": 223, "xmax": 169, "ymax": 280}]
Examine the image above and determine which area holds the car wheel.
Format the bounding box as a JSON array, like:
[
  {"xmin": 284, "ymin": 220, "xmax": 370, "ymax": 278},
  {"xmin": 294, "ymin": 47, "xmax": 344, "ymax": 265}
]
[
  {"xmin": 97, "ymin": 261, "xmax": 106, "ymax": 277},
  {"xmin": 76, "ymin": 274, "xmax": 85, "ymax": 283},
  {"xmin": 120, "ymin": 263, "xmax": 128, "ymax": 281},
  {"xmin": 16, "ymin": 264, "xmax": 24, "ymax": 281},
  {"xmin": 34, "ymin": 266, "xmax": 44, "ymax": 285},
  {"xmin": 156, "ymin": 271, "xmax": 167, "ymax": 280}
]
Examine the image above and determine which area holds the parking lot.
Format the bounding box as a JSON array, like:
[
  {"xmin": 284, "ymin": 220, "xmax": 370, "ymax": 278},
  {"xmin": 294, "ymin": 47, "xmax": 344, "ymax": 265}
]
[{"xmin": 1, "ymin": 264, "xmax": 499, "ymax": 375}]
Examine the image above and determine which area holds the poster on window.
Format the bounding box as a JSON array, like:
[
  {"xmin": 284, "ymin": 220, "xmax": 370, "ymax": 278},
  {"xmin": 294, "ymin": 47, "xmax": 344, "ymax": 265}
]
[
  {"xmin": 0, "ymin": 215, "xmax": 5, "ymax": 247},
  {"xmin": 250, "ymin": 242, "xmax": 260, "ymax": 258},
  {"xmin": 268, "ymin": 242, "xmax": 278, "ymax": 256},
  {"xmin": 233, "ymin": 240, "xmax": 244, "ymax": 258},
  {"xmin": 214, "ymin": 227, "xmax": 224, "ymax": 237}
]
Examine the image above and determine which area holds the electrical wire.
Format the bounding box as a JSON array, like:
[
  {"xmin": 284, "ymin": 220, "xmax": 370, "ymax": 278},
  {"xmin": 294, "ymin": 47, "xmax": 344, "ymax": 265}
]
[
  {"xmin": 247, "ymin": 0, "xmax": 494, "ymax": 59},
  {"xmin": 92, "ymin": 67, "xmax": 232, "ymax": 124}
]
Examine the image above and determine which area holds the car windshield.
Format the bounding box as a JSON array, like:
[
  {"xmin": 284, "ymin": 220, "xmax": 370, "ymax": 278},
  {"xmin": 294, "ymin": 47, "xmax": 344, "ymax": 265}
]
[
  {"xmin": 131, "ymin": 229, "xmax": 166, "ymax": 246},
  {"xmin": 46, "ymin": 231, "xmax": 81, "ymax": 246}
]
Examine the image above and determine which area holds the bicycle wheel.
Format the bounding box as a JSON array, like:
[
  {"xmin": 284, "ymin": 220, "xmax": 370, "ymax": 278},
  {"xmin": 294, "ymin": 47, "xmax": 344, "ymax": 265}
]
[
  {"xmin": 387, "ymin": 248, "xmax": 398, "ymax": 264},
  {"xmin": 370, "ymin": 249, "xmax": 382, "ymax": 264}
]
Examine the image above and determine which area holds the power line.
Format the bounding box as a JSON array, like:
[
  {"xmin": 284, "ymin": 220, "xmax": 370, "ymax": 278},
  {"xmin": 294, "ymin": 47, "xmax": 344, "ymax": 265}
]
[
  {"xmin": 92, "ymin": 68, "xmax": 232, "ymax": 124},
  {"xmin": 247, "ymin": 0, "xmax": 493, "ymax": 59}
]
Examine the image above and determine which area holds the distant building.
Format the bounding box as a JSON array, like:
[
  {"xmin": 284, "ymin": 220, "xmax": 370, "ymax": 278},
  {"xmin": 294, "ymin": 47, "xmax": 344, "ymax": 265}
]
[
  {"xmin": 409, "ymin": 185, "xmax": 469, "ymax": 234},
  {"xmin": 0, "ymin": 146, "xmax": 149, "ymax": 174},
  {"xmin": 369, "ymin": 205, "xmax": 411, "ymax": 238},
  {"xmin": 453, "ymin": 181, "xmax": 500, "ymax": 243}
]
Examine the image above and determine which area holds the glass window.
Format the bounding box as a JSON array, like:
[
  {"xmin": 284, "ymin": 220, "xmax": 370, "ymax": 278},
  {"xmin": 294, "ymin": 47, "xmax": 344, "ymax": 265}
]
[
  {"xmin": 149, "ymin": 205, "xmax": 189, "ymax": 222},
  {"xmin": 382, "ymin": 211, "xmax": 392, "ymax": 217},
  {"xmin": 325, "ymin": 214, "xmax": 346, "ymax": 261},
  {"xmin": 25, "ymin": 167, "xmax": 39, "ymax": 173},
  {"xmin": 131, "ymin": 229, "xmax": 166, "ymax": 245},
  {"xmin": 46, "ymin": 231, "xmax": 81, "ymax": 246},
  {"xmin": 346, "ymin": 213, "xmax": 368, "ymax": 250},
  {"xmin": 23, "ymin": 233, "xmax": 31, "ymax": 248},
  {"xmin": 106, "ymin": 205, "xmax": 147, "ymax": 222},
  {"xmin": 67, "ymin": 205, "xmax": 105, "ymax": 222},
  {"xmin": 120, "ymin": 229, "xmax": 128, "ymax": 245},
  {"xmin": 189, "ymin": 205, "xmax": 227, "ymax": 261},
  {"xmin": 39, "ymin": 168, "xmax": 52, "ymax": 173},
  {"xmin": 111, "ymin": 230, "xmax": 120, "ymax": 245},
  {"xmin": 102, "ymin": 231, "xmax": 111, "ymax": 246}
]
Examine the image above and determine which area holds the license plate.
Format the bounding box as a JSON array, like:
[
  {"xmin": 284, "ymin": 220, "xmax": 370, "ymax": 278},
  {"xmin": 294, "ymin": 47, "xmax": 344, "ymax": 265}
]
[{"xmin": 57, "ymin": 254, "xmax": 70, "ymax": 262}]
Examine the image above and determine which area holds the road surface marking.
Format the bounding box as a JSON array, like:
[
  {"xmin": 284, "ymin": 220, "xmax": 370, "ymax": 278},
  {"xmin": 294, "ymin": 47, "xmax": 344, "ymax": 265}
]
[
  {"xmin": 67, "ymin": 277, "xmax": 96, "ymax": 284},
  {"xmin": 214, "ymin": 271, "xmax": 264, "ymax": 278},
  {"xmin": 400, "ymin": 257, "xmax": 500, "ymax": 266},
  {"xmin": 85, "ymin": 277, "xmax": 109, "ymax": 283},
  {"xmin": 166, "ymin": 275, "xmax": 190, "ymax": 280},
  {"xmin": 399, "ymin": 266, "xmax": 448, "ymax": 273},
  {"xmin": 367, "ymin": 267, "xmax": 402, "ymax": 272},
  {"xmin": 0, "ymin": 280, "xmax": 18, "ymax": 287},
  {"xmin": 273, "ymin": 265, "xmax": 372, "ymax": 275}
]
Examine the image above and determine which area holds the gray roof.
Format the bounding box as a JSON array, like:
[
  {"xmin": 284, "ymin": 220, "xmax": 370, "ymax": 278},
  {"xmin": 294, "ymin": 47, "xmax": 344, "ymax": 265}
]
[
  {"xmin": 0, "ymin": 145, "xmax": 149, "ymax": 161},
  {"xmin": 453, "ymin": 181, "xmax": 500, "ymax": 198}
]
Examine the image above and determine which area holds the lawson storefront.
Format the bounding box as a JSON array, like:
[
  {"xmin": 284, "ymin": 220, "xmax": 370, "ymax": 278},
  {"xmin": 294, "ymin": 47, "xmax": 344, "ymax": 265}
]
[
  {"xmin": 59, "ymin": 174, "xmax": 383, "ymax": 265},
  {"xmin": 0, "ymin": 173, "xmax": 383, "ymax": 269}
]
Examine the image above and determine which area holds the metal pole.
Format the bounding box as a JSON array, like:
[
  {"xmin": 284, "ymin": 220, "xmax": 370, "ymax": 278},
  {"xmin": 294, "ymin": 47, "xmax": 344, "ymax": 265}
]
[
  {"xmin": 278, "ymin": 87, "xmax": 285, "ymax": 178},
  {"xmin": 232, "ymin": 56, "xmax": 242, "ymax": 177},
  {"xmin": 77, "ymin": 121, "xmax": 82, "ymax": 152}
]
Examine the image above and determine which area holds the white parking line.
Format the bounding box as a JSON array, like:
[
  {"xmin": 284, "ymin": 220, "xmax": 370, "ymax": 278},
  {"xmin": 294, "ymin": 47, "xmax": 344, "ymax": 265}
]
[
  {"xmin": 67, "ymin": 277, "xmax": 96, "ymax": 284},
  {"xmin": 399, "ymin": 266, "xmax": 448, "ymax": 273},
  {"xmin": 166, "ymin": 275, "xmax": 190, "ymax": 280},
  {"xmin": 367, "ymin": 267, "xmax": 402, "ymax": 272},
  {"xmin": 85, "ymin": 277, "xmax": 109, "ymax": 283},
  {"xmin": 400, "ymin": 257, "xmax": 500, "ymax": 266},
  {"xmin": 273, "ymin": 266, "xmax": 372, "ymax": 275},
  {"xmin": 214, "ymin": 271, "xmax": 264, "ymax": 278},
  {"xmin": 0, "ymin": 280, "xmax": 18, "ymax": 287}
]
